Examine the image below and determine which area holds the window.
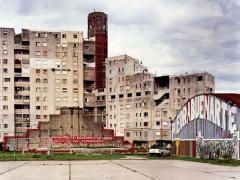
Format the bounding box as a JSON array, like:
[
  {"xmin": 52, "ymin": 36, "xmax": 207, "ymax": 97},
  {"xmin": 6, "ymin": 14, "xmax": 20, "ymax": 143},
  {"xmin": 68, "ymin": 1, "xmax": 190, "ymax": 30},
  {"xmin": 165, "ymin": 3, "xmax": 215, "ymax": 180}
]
[
  {"xmin": 144, "ymin": 122, "xmax": 148, "ymax": 127},
  {"xmin": 3, "ymin": 59, "xmax": 8, "ymax": 64},
  {"xmin": 156, "ymin": 121, "xmax": 160, "ymax": 126},
  {"xmin": 36, "ymin": 78, "xmax": 41, "ymax": 83},
  {"xmin": 126, "ymin": 104, "xmax": 130, "ymax": 109},
  {"xmin": 62, "ymin": 88, "xmax": 67, "ymax": 92},
  {"xmin": 120, "ymin": 114, "xmax": 124, "ymax": 119},
  {"xmin": 62, "ymin": 52, "xmax": 67, "ymax": 57},
  {"xmin": 73, "ymin": 97, "xmax": 78, "ymax": 102},
  {"xmin": 43, "ymin": 51, "xmax": 48, "ymax": 56},
  {"xmin": 44, "ymin": 33, "xmax": 48, "ymax": 37},
  {"xmin": 73, "ymin": 70, "xmax": 78, "ymax": 75},
  {"xmin": 55, "ymin": 97, "xmax": 60, "ymax": 101},
  {"xmin": 4, "ymin": 124, "xmax": 8, "ymax": 128},
  {"xmin": 3, "ymin": 87, "xmax": 8, "ymax": 92},
  {"xmin": 4, "ymin": 78, "xmax": 10, "ymax": 82},
  {"xmin": 73, "ymin": 88, "xmax": 78, "ymax": 93},
  {"xmin": 3, "ymin": 68, "xmax": 8, "ymax": 73},
  {"xmin": 3, "ymin": 105, "xmax": 8, "ymax": 110},
  {"xmin": 55, "ymin": 52, "xmax": 60, "ymax": 57},
  {"xmin": 120, "ymin": 123, "xmax": 124, "ymax": 128},
  {"xmin": 43, "ymin": 69, "xmax": 47, "ymax": 74},
  {"xmin": 198, "ymin": 75, "xmax": 203, "ymax": 81},
  {"xmin": 36, "ymin": 115, "xmax": 41, "ymax": 119},
  {"xmin": 144, "ymin": 112, "xmax": 148, "ymax": 117},
  {"xmin": 43, "ymin": 115, "xmax": 48, "ymax": 119},
  {"xmin": 62, "ymin": 79, "xmax": 67, "ymax": 83},
  {"xmin": 73, "ymin": 61, "xmax": 78, "ymax": 66},
  {"xmin": 62, "ymin": 34, "xmax": 66, "ymax": 38},
  {"xmin": 145, "ymin": 91, "xmax": 150, "ymax": 96},
  {"xmin": 111, "ymin": 95, "xmax": 115, "ymax": 100},
  {"xmin": 127, "ymin": 93, "xmax": 132, "ymax": 97},
  {"xmin": 36, "ymin": 51, "xmax": 41, "ymax": 56},
  {"xmin": 3, "ymin": 41, "xmax": 7, "ymax": 45},
  {"xmin": 36, "ymin": 106, "xmax": 41, "ymax": 110},
  {"xmin": 143, "ymin": 102, "xmax": 147, "ymax": 107},
  {"xmin": 3, "ymin": 31, "xmax": 8, "ymax": 36},
  {"xmin": 120, "ymin": 105, "xmax": 124, "ymax": 109},
  {"xmin": 56, "ymin": 43, "xmax": 60, "ymax": 47},
  {"xmin": 73, "ymin": 52, "xmax": 78, "ymax": 57},
  {"xmin": 55, "ymin": 88, "xmax": 60, "ymax": 92},
  {"xmin": 36, "ymin": 69, "xmax": 40, "ymax": 73},
  {"xmin": 22, "ymin": 59, "xmax": 29, "ymax": 64},
  {"xmin": 43, "ymin": 97, "xmax": 48, "ymax": 101},
  {"xmin": 36, "ymin": 42, "xmax": 40, "ymax": 46},
  {"xmin": 36, "ymin": 32, "xmax": 40, "ymax": 37},
  {"xmin": 62, "ymin": 97, "xmax": 67, "ymax": 102},
  {"xmin": 126, "ymin": 132, "xmax": 130, "ymax": 137},
  {"xmin": 43, "ymin": 87, "xmax": 48, "ymax": 92},
  {"xmin": 3, "ymin": 96, "xmax": 8, "ymax": 101},
  {"xmin": 62, "ymin": 61, "xmax": 67, "ymax": 65},
  {"xmin": 36, "ymin": 87, "xmax": 41, "ymax": 92},
  {"xmin": 3, "ymin": 50, "xmax": 8, "ymax": 55},
  {"xmin": 73, "ymin": 43, "xmax": 77, "ymax": 48},
  {"xmin": 62, "ymin": 70, "xmax": 68, "ymax": 75},
  {"xmin": 136, "ymin": 92, "xmax": 141, "ymax": 96},
  {"xmin": 73, "ymin": 34, "xmax": 77, "ymax": 38},
  {"xmin": 54, "ymin": 34, "xmax": 60, "ymax": 38},
  {"xmin": 73, "ymin": 79, "xmax": 78, "ymax": 84},
  {"xmin": 36, "ymin": 97, "xmax": 40, "ymax": 101},
  {"xmin": 119, "ymin": 94, "xmax": 124, "ymax": 98},
  {"xmin": 43, "ymin": 79, "xmax": 48, "ymax": 83}
]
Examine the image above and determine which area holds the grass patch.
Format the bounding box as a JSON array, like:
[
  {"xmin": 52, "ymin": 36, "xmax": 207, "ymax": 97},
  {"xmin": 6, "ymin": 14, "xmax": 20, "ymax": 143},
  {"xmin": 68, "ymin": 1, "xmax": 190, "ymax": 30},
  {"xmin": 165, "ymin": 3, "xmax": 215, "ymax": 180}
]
[{"xmin": 0, "ymin": 151, "xmax": 126, "ymax": 161}]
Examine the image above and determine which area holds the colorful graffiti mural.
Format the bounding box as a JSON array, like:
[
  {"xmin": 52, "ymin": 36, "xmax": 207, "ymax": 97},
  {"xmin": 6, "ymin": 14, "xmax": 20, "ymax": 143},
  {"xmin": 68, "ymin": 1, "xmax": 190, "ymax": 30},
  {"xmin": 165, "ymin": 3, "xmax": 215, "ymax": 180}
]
[
  {"xmin": 172, "ymin": 94, "xmax": 239, "ymax": 139},
  {"xmin": 196, "ymin": 139, "xmax": 238, "ymax": 159}
]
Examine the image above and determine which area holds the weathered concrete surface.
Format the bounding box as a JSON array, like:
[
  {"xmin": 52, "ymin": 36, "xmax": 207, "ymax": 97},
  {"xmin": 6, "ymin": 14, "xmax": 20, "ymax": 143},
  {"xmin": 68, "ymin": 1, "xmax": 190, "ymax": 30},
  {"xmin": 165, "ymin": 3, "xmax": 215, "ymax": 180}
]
[{"xmin": 0, "ymin": 159, "xmax": 239, "ymax": 180}]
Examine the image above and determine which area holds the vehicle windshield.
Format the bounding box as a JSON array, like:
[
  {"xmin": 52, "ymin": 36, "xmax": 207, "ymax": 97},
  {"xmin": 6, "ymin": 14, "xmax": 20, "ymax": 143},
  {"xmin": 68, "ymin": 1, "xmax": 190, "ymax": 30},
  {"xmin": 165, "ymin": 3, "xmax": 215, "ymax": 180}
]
[{"xmin": 150, "ymin": 145, "xmax": 162, "ymax": 149}]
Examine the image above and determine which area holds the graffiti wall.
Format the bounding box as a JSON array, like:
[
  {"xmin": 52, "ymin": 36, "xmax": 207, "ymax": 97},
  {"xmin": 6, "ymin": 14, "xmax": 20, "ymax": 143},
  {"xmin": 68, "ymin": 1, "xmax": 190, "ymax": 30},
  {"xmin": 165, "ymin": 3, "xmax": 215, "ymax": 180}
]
[
  {"xmin": 172, "ymin": 132, "xmax": 240, "ymax": 160},
  {"xmin": 196, "ymin": 132, "xmax": 239, "ymax": 159},
  {"xmin": 172, "ymin": 139, "xmax": 196, "ymax": 157},
  {"xmin": 172, "ymin": 94, "xmax": 240, "ymax": 140}
]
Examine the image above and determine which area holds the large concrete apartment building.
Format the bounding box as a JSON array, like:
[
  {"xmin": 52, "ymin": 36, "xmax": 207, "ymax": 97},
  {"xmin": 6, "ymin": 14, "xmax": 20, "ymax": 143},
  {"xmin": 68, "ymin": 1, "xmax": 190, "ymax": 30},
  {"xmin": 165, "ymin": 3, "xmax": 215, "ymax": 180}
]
[
  {"xmin": 105, "ymin": 54, "xmax": 215, "ymax": 143},
  {"xmin": 0, "ymin": 12, "xmax": 108, "ymax": 141}
]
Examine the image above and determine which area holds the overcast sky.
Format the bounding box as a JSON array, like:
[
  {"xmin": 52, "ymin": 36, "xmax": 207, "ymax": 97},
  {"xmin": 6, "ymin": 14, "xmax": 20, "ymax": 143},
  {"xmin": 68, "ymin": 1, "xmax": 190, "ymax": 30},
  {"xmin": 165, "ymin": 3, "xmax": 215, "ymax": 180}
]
[{"xmin": 0, "ymin": 0, "xmax": 239, "ymax": 93}]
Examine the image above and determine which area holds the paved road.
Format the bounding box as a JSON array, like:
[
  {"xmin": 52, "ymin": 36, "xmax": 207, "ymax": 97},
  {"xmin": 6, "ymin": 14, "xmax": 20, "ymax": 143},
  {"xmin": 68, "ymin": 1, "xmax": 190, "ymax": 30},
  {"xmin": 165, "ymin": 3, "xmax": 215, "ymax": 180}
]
[{"xmin": 0, "ymin": 157, "xmax": 240, "ymax": 180}]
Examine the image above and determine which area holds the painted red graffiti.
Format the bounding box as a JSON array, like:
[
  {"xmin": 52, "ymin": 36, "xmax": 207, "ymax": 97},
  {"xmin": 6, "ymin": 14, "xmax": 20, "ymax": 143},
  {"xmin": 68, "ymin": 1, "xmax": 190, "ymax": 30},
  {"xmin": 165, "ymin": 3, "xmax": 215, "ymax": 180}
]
[{"xmin": 51, "ymin": 136, "xmax": 113, "ymax": 145}]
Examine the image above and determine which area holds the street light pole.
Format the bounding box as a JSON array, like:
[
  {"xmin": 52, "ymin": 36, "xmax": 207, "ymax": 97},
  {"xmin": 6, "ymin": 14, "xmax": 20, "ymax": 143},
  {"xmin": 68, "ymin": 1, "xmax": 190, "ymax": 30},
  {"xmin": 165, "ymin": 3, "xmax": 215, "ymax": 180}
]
[{"xmin": 169, "ymin": 117, "xmax": 174, "ymax": 142}]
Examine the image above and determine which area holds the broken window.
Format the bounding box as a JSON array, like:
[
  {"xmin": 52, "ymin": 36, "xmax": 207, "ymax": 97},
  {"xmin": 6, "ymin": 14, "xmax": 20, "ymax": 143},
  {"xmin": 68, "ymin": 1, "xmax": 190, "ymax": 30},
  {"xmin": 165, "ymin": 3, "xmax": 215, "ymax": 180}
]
[{"xmin": 198, "ymin": 75, "xmax": 203, "ymax": 81}]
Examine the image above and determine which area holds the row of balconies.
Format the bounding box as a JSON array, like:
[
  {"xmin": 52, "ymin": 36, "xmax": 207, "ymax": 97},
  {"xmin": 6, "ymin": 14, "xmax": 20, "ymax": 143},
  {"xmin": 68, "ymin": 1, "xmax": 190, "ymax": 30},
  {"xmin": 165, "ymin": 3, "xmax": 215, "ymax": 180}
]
[{"xmin": 14, "ymin": 99, "xmax": 30, "ymax": 104}]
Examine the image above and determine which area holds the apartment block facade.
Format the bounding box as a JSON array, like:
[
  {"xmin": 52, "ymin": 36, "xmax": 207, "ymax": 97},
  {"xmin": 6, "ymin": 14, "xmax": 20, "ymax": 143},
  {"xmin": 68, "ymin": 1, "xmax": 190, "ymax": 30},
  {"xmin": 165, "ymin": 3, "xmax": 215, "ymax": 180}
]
[
  {"xmin": 106, "ymin": 54, "xmax": 215, "ymax": 143},
  {"xmin": 0, "ymin": 12, "xmax": 108, "ymax": 142}
]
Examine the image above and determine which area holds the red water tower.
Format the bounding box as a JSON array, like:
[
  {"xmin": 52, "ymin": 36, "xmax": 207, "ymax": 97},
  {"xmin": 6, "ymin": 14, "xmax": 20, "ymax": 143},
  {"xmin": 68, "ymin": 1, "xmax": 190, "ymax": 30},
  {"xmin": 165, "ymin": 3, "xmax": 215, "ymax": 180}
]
[{"xmin": 88, "ymin": 12, "xmax": 108, "ymax": 89}]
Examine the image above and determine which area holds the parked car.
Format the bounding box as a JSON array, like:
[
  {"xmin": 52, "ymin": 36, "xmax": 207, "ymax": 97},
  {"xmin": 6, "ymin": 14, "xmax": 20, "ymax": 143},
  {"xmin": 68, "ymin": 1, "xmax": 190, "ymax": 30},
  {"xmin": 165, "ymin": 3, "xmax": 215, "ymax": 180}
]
[{"xmin": 148, "ymin": 145, "xmax": 170, "ymax": 156}]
